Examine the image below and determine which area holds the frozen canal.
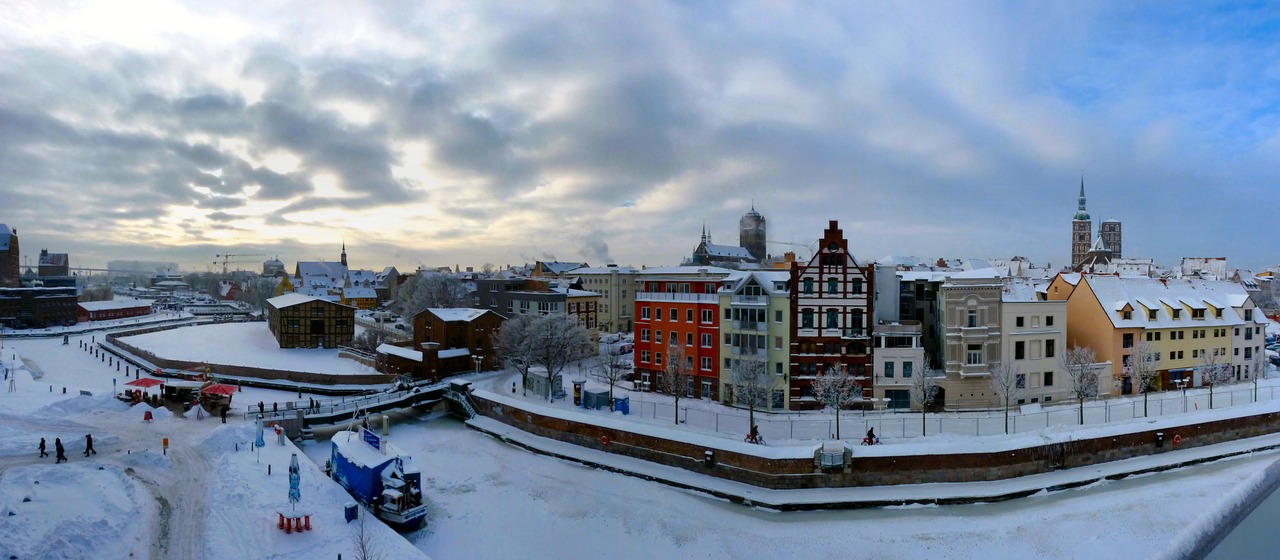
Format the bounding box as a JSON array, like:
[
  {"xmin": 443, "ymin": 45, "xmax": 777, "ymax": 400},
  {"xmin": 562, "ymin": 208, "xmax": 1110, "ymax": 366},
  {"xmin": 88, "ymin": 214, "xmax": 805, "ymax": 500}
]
[{"xmin": 301, "ymin": 412, "xmax": 1278, "ymax": 560}]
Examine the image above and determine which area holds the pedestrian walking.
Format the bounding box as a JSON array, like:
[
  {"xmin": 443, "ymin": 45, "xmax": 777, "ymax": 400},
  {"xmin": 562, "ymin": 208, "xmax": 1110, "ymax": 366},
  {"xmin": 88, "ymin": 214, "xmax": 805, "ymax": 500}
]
[
  {"xmin": 258, "ymin": 401, "xmax": 264, "ymax": 414},
  {"xmin": 38, "ymin": 437, "xmax": 48, "ymax": 458},
  {"xmin": 220, "ymin": 406, "xmax": 228, "ymax": 424},
  {"xmin": 55, "ymin": 438, "xmax": 66, "ymax": 463},
  {"xmin": 84, "ymin": 434, "xmax": 96, "ymax": 456},
  {"xmin": 272, "ymin": 402, "xmax": 277, "ymax": 413}
]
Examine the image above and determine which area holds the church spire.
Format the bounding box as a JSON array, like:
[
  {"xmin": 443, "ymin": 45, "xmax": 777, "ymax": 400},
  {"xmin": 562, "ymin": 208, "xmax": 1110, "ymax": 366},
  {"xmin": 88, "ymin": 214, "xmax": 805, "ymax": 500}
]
[
  {"xmin": 341, "ymin": 241, "xmax": 347, "ymax": 266},
  {"xmin": 1074, "ymin": 176, "xmax": 1090, "ymax": 221},
  {"xmin": 701, "ymin": 223, "xmax": 709, "ymax": 244}
]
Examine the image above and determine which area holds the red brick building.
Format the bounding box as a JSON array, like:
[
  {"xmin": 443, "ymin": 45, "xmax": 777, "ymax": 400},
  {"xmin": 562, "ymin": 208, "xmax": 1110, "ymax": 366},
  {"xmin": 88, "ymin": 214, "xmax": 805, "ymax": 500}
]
[
  {"xmin": 789, "ymin": 221, "xmax": 875, "ymax": 410},
  {"xmin": 76, "ymin": 298, "xmax": 152, "ymax": 322},
  {"xmin": 633, "ymin": 266, "xmax": 733, "ymax": 399}
]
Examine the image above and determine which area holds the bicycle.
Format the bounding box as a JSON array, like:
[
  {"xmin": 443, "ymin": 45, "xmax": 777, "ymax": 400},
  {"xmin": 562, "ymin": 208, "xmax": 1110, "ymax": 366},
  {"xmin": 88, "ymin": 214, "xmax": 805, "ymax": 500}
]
[
  {"xmin": 860, "ymin": 437, "xmax": 880, "ymax": 446},
  {"xmin": 744, "ymin": 433, "xmax": 767, "ymax": 445}
]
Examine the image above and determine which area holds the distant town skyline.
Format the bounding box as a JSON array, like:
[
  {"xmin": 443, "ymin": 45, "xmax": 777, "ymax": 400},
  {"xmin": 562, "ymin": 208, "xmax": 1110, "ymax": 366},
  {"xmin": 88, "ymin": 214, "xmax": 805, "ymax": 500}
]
[{"xmin": 3, "ymin": 2, "xmax": 1278, "ymax": 273}]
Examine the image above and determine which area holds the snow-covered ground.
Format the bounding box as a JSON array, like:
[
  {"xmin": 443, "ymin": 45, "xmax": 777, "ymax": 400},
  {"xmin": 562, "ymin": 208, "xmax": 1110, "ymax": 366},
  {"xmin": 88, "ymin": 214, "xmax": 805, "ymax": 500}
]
[
  {"xmin": 3, "ymin": 328, "xmax": 1279, "ymax": 559},
  {"xmin": 119, "ymin": 322, "xmax": 378, "ymax": 375}
]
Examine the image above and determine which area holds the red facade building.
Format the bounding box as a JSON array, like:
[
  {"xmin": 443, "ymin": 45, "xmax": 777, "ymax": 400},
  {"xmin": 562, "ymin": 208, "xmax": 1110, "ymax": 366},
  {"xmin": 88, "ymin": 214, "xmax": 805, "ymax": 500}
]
[{"xmin": 633, "ymin": 266, "xmax": 732, "ymax": 399}]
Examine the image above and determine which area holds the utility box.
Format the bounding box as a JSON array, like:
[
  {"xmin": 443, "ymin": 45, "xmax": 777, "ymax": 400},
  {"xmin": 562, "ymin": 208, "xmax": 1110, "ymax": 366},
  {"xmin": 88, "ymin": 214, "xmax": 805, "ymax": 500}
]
[
  {"xmin": 1155, "ymin": 432, "xmax": 1164, "ymax": 448},
  {"xmin": 819, "ymin": 442, "xmax": 846, "ymax": 468},
  {"xmin": 704, "ymin": 450, "xmax": 715, "ymax": 468}
]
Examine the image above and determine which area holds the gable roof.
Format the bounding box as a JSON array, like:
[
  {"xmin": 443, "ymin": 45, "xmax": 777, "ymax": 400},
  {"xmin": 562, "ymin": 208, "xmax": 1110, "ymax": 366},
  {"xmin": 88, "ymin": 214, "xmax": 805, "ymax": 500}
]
[
  {"xmin": 1082, "ymin": 276, "xmax": 1256, "ymax": 329},
  {"xmin": 422, "ymin": 308, "xmax": 494, "ymax": 323},
  {"xmin": 701, "ymin": 243, "xmax": 754, "ymax": 259}
]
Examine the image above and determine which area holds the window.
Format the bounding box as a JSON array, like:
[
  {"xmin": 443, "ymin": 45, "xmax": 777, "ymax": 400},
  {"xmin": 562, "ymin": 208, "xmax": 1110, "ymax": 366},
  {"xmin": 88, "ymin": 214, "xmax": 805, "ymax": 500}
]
[
  {"xmin": 1045, "ymin": 339, "xmax": 1055, "ymax": 358},
  {"xmin": 966, "ymin": 344, "xmax": 983, "ymax": 365},
  {"xmin": 1172, "ymin": 309, "xmax": 1181, "ymax": 319},
  {"xmin": 655, "ymin": 331, "xmax": 662, "ymax": 344},
  {"xmin": 1245, "ymin": 309, "xmax": 1254, "ymax": 321},
  {"xmin": 967, "ymin": 309, "xmax": 978, "ymax": 328},
  {"xmin": 1192, "ymin": 309, "xmax": 1205, "ymax": 319},
  {"xmin": 686, "ymin": 309, "xmax": 693, "ymax": 323},
  {"xmin": 701, "ymin": 333, "xmax": 712, "ymax": 347},
  {"xmin": 655, "ymin": 308, "xmax": 663, "ymax": 321},
  {"xmin": 1122, "ymin": 310, "xmax": 1132, "ymax": 320},
  {"xmin": 775, "ymin": 310, "xmax": 783, "ymax": 323},
  {"xmin": 670, "ymin": 308, "xmax": 677, "ymax": 322},
  {"xmin": 884, "ymin": 362, "xmax": 894, "ymax": 378},
  {"xmin": 654, "ymin": 352, "xmax": 662, "ymax": 366},
  {"xmin": 670, "ymin": 332, "xmax": 677, "ymax": 346},
  {"xmin": 803, "ymin": 278, "xmax": 814, "ymax": 294},
  {"xmin": 852, "ymin": 309, "xmax": 863, "ymax": 334},
  {"xmin": 640, "ymin": 350, "xmax": 650, "ymax": 363},
  {"xmin": 827, "ymin": 278, "xmax": 839, "ymax": 295},
  {"xmin": 686, "ymin": 333, "xmax": 693, "ymax": 346},
  {"xmin": 826, "ymin": 309, "xmax": 839, "ymax": 328},
  {"xmin": 903, "ymin": 361, "xmax": 913, "ymax": 378},
  {"xmin": 774, "ymin": 336, "xmax": 782, "ymax": 350},
  {"xmin": 802, "ymin": 309, "xmax": 814, "ymax": 328},
  {"xmin": 1123, "ymin": 333, "xmax": 1134, "ymax": 348},
  {"xmin": 1016, "ymin": 316, "xmax": 1025, "ymax": 328},
  {"xmin": 1016, "ymin": 374, "xmax": 1026, "ymax": 389},
  {"xmin": 1148, "ymin": 309, "xmax": 1157, "ymax": 320},
  {"xmin": 851, "ymin": 279, "xmax": 863, "ymax": 294},
  {"xmin": 1015, "ymin": 341, "xmax": 1026, "ymax": 360},
  {"xmin": 1044, "ymin": 371, "xmax": 1053, "ymax": 386},
  {"xmin": 641, "ymin": 329, "xmax": 650, "ymax": 342},
  {"xmin": 1193, "ymin": 349, "xmax": 1199, "ymax": 358},
  {"xmin": 1046, "ymin": 316, "xmax": 1054, "ymax": 327},
  {"xmin": 641, "ymin": 307, "xmax": 650, "ymax": 320},
  {"xmin": 702, "ymin": 309, "xmax": 712, "ymax": 323}
]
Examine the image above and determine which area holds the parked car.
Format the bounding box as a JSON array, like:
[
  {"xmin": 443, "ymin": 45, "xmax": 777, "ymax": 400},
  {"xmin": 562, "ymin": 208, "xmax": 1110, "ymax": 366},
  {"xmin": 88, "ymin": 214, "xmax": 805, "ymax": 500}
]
[{"xmin": 394, "ymin": 324, "xmax": 408, "ymax": 331}]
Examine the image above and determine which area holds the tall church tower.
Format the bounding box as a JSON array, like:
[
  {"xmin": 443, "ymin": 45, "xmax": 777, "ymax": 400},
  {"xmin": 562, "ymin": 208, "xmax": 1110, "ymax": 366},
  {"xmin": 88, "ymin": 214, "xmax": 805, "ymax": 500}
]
[
  {"xmin": 1071, "ymin": 180, "xmax": 1091, "ymax": 270},
  {"xmin": 1100, "ymin": 219, "xmax": 1122, "ymax": 259},
  {"xmin": 340, "ymin": 242, "xmax": 348, "ymax": 267},
  {"xmin": 739, "ymin": 205, "xmax": 767, "ymax": 262}
]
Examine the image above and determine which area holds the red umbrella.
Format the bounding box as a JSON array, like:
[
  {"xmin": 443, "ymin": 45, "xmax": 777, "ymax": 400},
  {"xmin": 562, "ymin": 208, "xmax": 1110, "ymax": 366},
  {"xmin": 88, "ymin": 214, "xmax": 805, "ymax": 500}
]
[
  {"xmin": 125, "ymin": 378, "xmax": 163, "ymax": 388},
  {"xmin": 200, "ymin": 384, "xmax": 237, "ymax": 396}
]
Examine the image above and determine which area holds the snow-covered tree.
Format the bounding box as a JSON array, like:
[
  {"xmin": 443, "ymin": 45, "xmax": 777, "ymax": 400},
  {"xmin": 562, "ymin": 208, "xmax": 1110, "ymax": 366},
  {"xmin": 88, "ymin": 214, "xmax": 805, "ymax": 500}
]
[
  {"xmin": 1200, "ymin": 349, "xmax": 1234, "ymax": 409},
  {"xmin": 987, "ymin": 360, "xmax": 1022, "ymax": 434},
  {"xmin": 909, "ymin": 357, "xmax": 941, "ymax": 436},
  {"xmin": 729, "ymin": 356, "xmax": 773, "ymax": 436},
  {"xmin": 238, "ymin": 277, "xmax": 279, "ymax": 311},
  {"xmin": 1129, "ymin": 339, "xmax": 1160, "ymax": 417},
  {"xmin": 351, "ymin": 327, "xmax": 394, "ymax": 355},
  {"xmin": 811, "ymin": 363, "xmax": 860, "ymax": 439},
  {"xmin": 494, "ymin": 314, "xmax": 539, "ymax": 396},
  {"xmin": 350, "ymin": 506, "xmax": 382, "ymax": 560},
  {"xmin": 530, "ymin": 313, "xmax": 594, "ymax": 395},
  {"xmin": 596, "ymin": 344, "xmax": 632, "ymax": 404},
  {"xmin": 1061, "ymin": 345, "xmax": 1099, "ymax": 424},
  {"xmin": 395, "ymin": 271, "xmax": 470, "ymax": 317},
  {"xmin": 662, "ymin": 342, "xmax": 695, "ymax": 424}
]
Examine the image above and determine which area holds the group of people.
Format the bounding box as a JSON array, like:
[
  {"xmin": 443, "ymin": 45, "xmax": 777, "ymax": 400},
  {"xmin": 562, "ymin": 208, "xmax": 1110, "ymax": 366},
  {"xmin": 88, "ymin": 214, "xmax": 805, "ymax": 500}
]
[
  {"xmin": 38, "ymin": 434, "xmax": 95, "ymax": 463},
  {"xmin": 305, "ymin": 397, "xmax": 323, "ymax": 413}
]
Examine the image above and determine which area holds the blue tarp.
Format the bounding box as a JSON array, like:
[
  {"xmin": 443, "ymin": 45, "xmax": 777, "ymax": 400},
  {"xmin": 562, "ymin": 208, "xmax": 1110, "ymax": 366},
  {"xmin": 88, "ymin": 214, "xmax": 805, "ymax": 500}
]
[{"xmin": 331, "ymin": 440, "xmax": 395, "ymax": 505}]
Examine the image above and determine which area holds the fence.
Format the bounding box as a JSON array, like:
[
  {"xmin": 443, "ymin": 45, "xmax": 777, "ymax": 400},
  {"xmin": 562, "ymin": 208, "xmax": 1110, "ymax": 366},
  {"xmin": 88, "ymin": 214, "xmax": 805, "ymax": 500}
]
[{"xmin": 622, "ymin": 382, "xmax": 1280, "ymax": 442}]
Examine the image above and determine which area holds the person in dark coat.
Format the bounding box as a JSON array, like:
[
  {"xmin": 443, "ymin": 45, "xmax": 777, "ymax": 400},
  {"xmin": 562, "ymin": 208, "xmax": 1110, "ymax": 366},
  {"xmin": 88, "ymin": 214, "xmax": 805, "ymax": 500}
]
[
  {"xmin": 866, "ymin": 427, "xmax": 877, "ymax": 445},
  {"xmin": 84, "ymin": 434, "xmax": 96, "ymax": 456},
  {"xmin": 220, "ymin": 406, "xmax": 228, "ymax": 424},
  {"xmin": 55, "ymin": 438, "xmax": 67, "ymax": 463},
  {"xmin": 272, "ymin": 402, "xmax": 277, "ymax": 413},
  {"xmin": 39, "ymin": 437, "xmax": 48, "ymax": 458},
  {"xmin": 258, "ymin": 401, "xmax": 264, "ymax": 413}
]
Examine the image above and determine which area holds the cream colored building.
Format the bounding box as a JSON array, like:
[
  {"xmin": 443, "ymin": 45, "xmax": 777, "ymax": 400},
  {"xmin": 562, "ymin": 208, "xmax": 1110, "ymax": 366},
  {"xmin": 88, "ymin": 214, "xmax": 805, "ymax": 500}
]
[
  {"xmin": 1000, "ymin": 278, "xmax": 1072, "ymax": 405},
  {"xmin": 718, "ymin": 270, "xmax": 792, "ymax": 410},
  {"xmin": 571, "ymin": 266, "xmax": 638, "ymax": 334}
]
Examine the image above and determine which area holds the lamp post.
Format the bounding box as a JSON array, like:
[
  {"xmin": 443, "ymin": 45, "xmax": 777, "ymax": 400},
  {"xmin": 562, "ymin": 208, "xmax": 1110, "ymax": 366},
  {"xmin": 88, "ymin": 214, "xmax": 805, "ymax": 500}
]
[
  {"xmin": 1173, "ymin": 376, "xmax": 1189, "ymax": 412},
  {"xmin": 473, "ymin": 355, "xmax": 483, "ymax": 374}
]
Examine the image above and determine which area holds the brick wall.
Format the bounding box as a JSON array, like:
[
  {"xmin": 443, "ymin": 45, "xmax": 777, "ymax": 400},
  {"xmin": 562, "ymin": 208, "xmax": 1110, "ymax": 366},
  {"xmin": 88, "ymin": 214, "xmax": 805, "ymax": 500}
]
[{"xmin": 471, "ymin": 392, "xmax": 1280, "ymax": 490}]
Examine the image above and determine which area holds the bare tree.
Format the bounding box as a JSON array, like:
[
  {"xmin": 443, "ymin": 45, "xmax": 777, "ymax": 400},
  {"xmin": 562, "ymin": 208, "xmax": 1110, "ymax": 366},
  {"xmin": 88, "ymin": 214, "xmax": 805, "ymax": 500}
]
[
  {"xmin": 1129, "ymin": 339, "xmax": 1160, "ymax": 417},
  {"xmin": 729, "ymin": 357, "xmax": 773, "ymax": 436},
  {"xmin": 350, "ymin": 506, "xmax": 382, "ymax": 560},
  {"xmin": 1200, "ymin": 349, "xmax": 1234, "ymax": 409},
  {"xmin": 811, "ymin": 363, "xmax": 860, "ymax": 440},
  {"xmin": 987, "ymin": 361, "xmax": 1022, "ymax": 434},
  {"xmin": 596, "ymin": 344, "xmax": 632, "ymax": 404},
  {"xmin": 1061, "ymin": 345, "xmax": 1099, "ymax": 425},
  {"xmin": 395, "ymin": 271, "xmax": 470, "ymax": 317},
  {"xmin": 662, "ymin": 342, "xmax": 695, "ymax": 424},
  {"xmin": 495, "ymin": 314, "xmax": 539, "ymax": 396},
  {"xmin": 531, "ymin": 314, "xmax": 594, "ymax": 395},
  {"xmin": 909, "ymin": 360, "xmax": 941, "ymax": 436},
  {"xmin": 351, "ymin": 327, "xmax": 394, "ymax": 355}
]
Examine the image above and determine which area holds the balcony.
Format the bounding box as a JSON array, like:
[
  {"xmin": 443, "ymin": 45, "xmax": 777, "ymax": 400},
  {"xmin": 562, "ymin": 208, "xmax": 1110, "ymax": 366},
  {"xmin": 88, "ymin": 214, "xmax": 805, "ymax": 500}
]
[
  {"xmin": 731, "ymin": 320, "xmax": 767, "ymax": 332},
  {"xmin": 730, "ymin": 295, "xmax": 767, "ymax": 306},
  {"xmin": 874, "ymin": 320, "xmax": 922, "ymax": 336},
  {"xmin": 839, "ymin": 328, "xmax": 868, "ymax": 339},
  {"xmin": 731, "ymin": 347, "xmax": 769, "ymax": 357},
  {"xmin": 636, "ymin": 292, "xmax": 718, "ymax": 304}
]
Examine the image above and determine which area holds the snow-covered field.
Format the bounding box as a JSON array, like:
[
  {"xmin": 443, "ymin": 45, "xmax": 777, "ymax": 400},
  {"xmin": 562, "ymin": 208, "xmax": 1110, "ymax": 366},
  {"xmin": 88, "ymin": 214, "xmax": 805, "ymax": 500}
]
[
  {"xmin": 119, "ymin": 322, "xmax": 378, "ymax": 375},
  {"xmin": 2, "ymin": 329, "xmax": 1279, "ymax": 559}
]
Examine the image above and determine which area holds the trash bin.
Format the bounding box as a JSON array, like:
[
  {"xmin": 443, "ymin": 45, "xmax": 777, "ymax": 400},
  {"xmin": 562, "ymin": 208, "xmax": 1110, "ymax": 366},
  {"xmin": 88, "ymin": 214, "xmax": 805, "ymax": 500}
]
[
  {"xmin": 1155, "ymin": 432, "xmax": 1164, "ymax": 449},
  {"xmin": 344, "ymin": 502, "xmax": 358, "ymax": 523},
  {"xmin": 615, "ymin": 396, "xmax": 630, "ymax": 416},
  {"xmin": 704, "ymin": 450, "xmax": 715, "ymax": 468}
]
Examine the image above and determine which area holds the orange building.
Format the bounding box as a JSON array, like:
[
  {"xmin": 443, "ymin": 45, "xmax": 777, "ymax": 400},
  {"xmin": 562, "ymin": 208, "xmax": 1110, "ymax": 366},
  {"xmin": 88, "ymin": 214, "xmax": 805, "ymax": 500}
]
[{"xmin": 633, "ymin": 266, "xmax": 733, "ymax": 399}]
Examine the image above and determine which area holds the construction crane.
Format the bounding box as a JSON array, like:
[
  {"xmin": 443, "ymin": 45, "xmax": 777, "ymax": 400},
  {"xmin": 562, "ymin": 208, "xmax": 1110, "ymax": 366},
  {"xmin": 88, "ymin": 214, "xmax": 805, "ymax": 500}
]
[
  {"xmin": 214, "ymin": 253, "xmax": 266, "ymax": 276},
  {"xmin": 767, "ymin": 240, "xmax": 818, "ymax": 261}
]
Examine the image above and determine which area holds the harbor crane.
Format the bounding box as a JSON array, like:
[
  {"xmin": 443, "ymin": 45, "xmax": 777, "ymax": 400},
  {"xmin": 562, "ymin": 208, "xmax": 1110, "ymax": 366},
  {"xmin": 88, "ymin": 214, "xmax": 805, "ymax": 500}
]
[{"xmin": 214, "ymin": 253, "xmax": 265, "ymax": 276}]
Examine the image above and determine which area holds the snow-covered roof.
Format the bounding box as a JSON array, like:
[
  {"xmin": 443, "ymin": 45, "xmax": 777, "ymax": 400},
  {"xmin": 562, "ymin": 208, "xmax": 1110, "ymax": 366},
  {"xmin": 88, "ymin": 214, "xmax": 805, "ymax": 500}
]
[
  {"xmin": 439, "ymin": 348, "xmax": 470, "ymax": 359},
  {"xmin": 425, "ymin": 308, "xmax": 490, "ymax": 322},
  {"xmin": 719, "ymin": 270, "xmax": 790, "ymax": 295},
  {"xmin": 297, "ymin": 262, "xmax": 348, "ymax": 287},
  {"xmin": 332, "ymin": 430, "xmax": 410, "ymax": 469},
  {"xmin": 78, "ymin": 298, "xmax": 152, "ymax": 312},
  {"xmin": 701, "ymin": 243, "xmax": 754, "ymax": 259},
  {"xmin": 1083, "ymin": 277, "xmax": 1258, "ymax": 329},
  {"xmin": 267, "ymin": 293, "xmax": 328, "ymax": 308},
  {"xmin": 572, "ymin": 266, "xmax": 638, "ymax": 274},
  {"xmin": 638, "ymin": 266, "xmax": 734, "ymax": 276},
  {"xmin": 537, "ymin": 261, "xmax": 587, "ymax": 275},
  {"xmin": 1000, "ymin": 278, "xmax": 1040, "ymax": 303},
  {"xmin": 946, "ymin": 267, "xmax": 1002, "ymax": 281},
  {"xmin": 898, "ymin": 270, "xmax": 949, "ymax": 283},
  {"xmin": 377, "ymin": 343, "xmax": 423, "ymax": 362},
  {"xmin": 343, "ymin": 287, "xmax": 377, "ymax": 299}
]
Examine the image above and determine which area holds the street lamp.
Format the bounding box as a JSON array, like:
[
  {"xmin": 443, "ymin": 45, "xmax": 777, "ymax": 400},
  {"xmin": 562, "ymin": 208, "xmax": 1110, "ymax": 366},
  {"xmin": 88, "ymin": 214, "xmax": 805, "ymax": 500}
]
[
  {"xmin": 473, "ymin": 355, "xmax": 483, "ymax": 374},
  {"xmin": 1173, "ymin": 376, "xmax": 1189, "ymax": 412}
]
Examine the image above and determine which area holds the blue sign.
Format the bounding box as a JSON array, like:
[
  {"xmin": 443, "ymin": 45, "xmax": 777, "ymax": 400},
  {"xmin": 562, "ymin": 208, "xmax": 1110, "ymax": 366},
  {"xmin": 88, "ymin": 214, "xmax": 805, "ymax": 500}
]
[{"xmin": 362, "ymin": 428, "xmax": 381, "ymax": 451}]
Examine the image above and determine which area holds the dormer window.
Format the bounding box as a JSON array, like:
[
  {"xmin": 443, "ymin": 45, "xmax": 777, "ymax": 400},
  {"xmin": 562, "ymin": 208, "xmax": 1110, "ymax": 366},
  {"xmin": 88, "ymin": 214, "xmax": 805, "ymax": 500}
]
[
  {"xmin": 1192, "ymin": 309, "xmax": 1205, "ymax": 319},
  {"xmin": 1122, "ymin": 310, "xmax": 1132, "ymax": 320},
  {"xmin": 1148, "ymin": 310, "xmax": 1157, "ymax": 320},
  {"xmin": 1172, "ymin": 309, "xmax": 1181, "ymax": 319}
]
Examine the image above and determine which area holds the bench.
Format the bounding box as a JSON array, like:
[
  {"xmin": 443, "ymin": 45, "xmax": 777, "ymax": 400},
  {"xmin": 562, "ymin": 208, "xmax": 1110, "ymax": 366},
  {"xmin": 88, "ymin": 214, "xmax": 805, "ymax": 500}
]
[{"xmin": 79, "ymin": 390, "xmax": 93, "ymax": 397}]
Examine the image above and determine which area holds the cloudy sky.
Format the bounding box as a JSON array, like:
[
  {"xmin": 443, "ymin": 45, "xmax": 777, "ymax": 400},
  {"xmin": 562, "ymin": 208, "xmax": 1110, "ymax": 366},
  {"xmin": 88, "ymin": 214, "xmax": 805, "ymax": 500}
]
[{"xmin": 2, "ymin": 1, "xmax": 1278, "ymax": 274}]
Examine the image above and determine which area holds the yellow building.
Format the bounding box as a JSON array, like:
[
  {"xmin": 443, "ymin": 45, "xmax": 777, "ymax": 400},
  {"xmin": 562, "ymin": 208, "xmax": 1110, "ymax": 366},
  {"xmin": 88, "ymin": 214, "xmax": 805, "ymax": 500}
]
[{"xmin": 1055, "ymin": 275, "xmax": 1266, "ymax": 395}]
